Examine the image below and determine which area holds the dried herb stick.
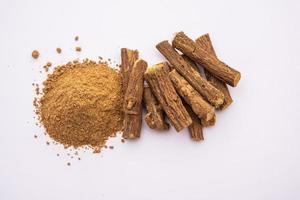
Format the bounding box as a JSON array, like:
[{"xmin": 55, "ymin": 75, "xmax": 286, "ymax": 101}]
[
  {"xmin": 156, "ymin": 41, "xmax": 224, "ymax": 108},
  {"xmin": 143, "ymin": 86, "xmax": 169, "ymax": 130},
  {"xmin": 123, "ymin": 59, "xmax": 147, "ymax": 139},
  {"xmin": 120, "ymin": 48, "xmax": 139, "ymax": 94},
  {"xmin": 181, "ymin": 55, "xmax": 206, "ymax": 137},
  {"xmin": 196, "ymin": 34, "xmax": 233, "ymax": 110},
  {"xmin": 184, "ymin": 103, "xmax": 204, "ymax": 141},
  {"xmin": 145, "ymin": 62, "xmax": 192, "ymax": 132},
  {"xmin": 182, "ymin": 54, "xmax": 217, "ymax": 126},
  {"xmin": 120, "ymin": 48, "xmax": 140, "ymax": 139},
  {"xmin": 172, "ymin": 32, "xmax": 241, "ymax": 87},
  {"xmin": 169, "ymin": 70, "xmax": 215, "ymax": 125},
  {"xmin": 182, "ymin": 55, "xmax": 199, "ymax": 72}
]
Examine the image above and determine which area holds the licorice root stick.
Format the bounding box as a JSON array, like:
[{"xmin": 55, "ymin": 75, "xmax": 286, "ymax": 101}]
[
  {"xmin": 120, "ymin": 48, "xmax": 139, "ymax": 95},
  {"xmin": 143, "ymin": 85, "xmax": 169, "ymax": 130},
  {"xmin": 123, "ymin": 59, "xmax": 147, "ymax": 139},
  {"xmin": 172, "ymin": 32, "xmax": 241, "ymax": 87},
  {"xmin": 196, "ymin": 34, "xmax": 233, "ymax": 110},
  {"xmin": 145, "ymin": 62, "xmax": 192, "ymax": 132},
  {"xmin": 169, "ymin": 70, "xmax": 215, "ymax": 125},
  {"xmin": 182, "ymin": 54, "xmax": 216, "ymax": 127},
  {"xmin": 184, "ymin": 103, "xmax": 204, "ymax": 141},
  {"xmin": 156, "ymin": 41, "xmax": 224, "ymax": 108}
]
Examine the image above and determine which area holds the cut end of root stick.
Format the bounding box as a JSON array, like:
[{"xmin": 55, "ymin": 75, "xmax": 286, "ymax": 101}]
[
  {"xmin": 201, "ymin": 114, "xmax": 216, "ymax": 127},
  {"xmin": 213, "ymin": 97, "xmax": 225, "ymax": 109},
  {"xmin": 145, "ymin": 62, "xmax": 169, "ymax": 75},
  {"xmin": 232, "ymin": 72, "xmax": 241, "ymax": 87}
]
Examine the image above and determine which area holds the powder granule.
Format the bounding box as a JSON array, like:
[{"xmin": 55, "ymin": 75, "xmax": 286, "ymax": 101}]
[
  {"xmin": 56, "ymin": 48, "xmax": 62, "ymax": 54},
  {"xmin": 37, "ymin": 60, "xmax": 123, "ymax": 149},
  {"xmin": 32, "ymin": 50, "xmax": 40, "ymax": 59}
]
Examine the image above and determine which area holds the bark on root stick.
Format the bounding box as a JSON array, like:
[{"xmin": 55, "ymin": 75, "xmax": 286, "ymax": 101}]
[
  {"xmin": 156, "ymin": 41, "xmax": 224, "ymax": 108},
  {"xmin": 143, "ymin": 86, "xmax": 169, "ymax": 130},
  {"xmin": 120, "ymin": 48, "xmax": 139, "ymax": 95},
  {"xmin": 183, "ymin": 102, "xmax": 204, "ymax": 141},
  {"xmin": 169, "ymin": 69, "xmax": 215, "ymax": 124},
  {"xmin": 123, "ymin": 59, "xmax": 147, "ymax": 139},
  {"xmin": 172, "ymin": 32, "xmax": 241, "ymax": 87},
  {"xmin": 123, "ymin": 112, "xmax": 142, "ymax": 139},
  {"xmin": 182, "ymin": 55, "xmax": 199, "ymax": 72},
  {"xmin": 196, "ymin": 34, "xmax": 233, "ymax": 110},
  {"xmin": 181, "ymin": 55, "xmax": 206, "ymax": 135},
  {"xmin": 144, "ymin": 62, "xmax": 192, "ymax": 132}
]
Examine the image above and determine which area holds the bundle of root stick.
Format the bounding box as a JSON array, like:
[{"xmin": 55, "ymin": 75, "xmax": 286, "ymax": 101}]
[{"xmin": 121, "ymin": 32, "xmax": 241, "ymax": 141}]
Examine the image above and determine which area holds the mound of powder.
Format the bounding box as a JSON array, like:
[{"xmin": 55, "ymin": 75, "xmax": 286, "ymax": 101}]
[{"xmin": 37, "ymin": 60, "xmax": 123, "ymax": 149}]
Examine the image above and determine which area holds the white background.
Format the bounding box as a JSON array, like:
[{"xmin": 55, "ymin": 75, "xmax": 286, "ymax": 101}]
[{"xmin": 0, "ymin": 0, "xmax": 299, "ymax": 199}]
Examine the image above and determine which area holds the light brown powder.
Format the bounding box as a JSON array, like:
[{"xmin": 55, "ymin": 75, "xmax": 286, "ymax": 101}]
[{"xmin": 37, "ymin": 60, "xmax": 124, "ymax": 150}]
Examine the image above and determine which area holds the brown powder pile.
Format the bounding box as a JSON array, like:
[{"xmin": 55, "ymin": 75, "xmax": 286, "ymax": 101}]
[{"xmin": 37, "ymin": 59, "xmax": 123, "ymax": 150}]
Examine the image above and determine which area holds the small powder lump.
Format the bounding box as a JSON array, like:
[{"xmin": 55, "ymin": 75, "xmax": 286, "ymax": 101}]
[
  {"xmin": 56, "ymin": 48, "xmax": 62, "ymax": 54},
  {"xmin": 32, "ymin": 50, "xmax": 40, "ymax": 59},
  {"xmin": 75, "ymin": 47, "xmax": 82, "ymax": 52},
  {"xmin": 36, "ymin": 59, "xmax": 124, "ymax": 150}
]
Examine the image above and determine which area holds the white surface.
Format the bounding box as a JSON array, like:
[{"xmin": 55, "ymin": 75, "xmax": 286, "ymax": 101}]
[{"xmin": 0, "ymin": 0, "xmax": 300, "ymax": 199}]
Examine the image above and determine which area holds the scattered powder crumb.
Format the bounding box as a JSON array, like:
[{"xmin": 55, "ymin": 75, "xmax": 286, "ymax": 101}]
[
  {"xmin": 78, "ymin": 157, "xmax": 81, "ymax": 160},
  {"xmin": 75, "ymin": 47, "xmax": 82, "ymax": 52},
  {"xmin": 104, "ymin": 145, "xmax": 108, "ymax": 149},
  {"xmin": 43, "ymin": 66, "xmax": 48, "ymax": 72},
  {"xmin": 46, "ymin": 62, "xmax": 52, "ymax": 67},
  {"xmin": 46, "ymin": 141, "xmax": 50, "ymax": 145},
  {"xmin": 67, "ymin": 162, "xmax": 71, "ymax": 166},
  {"xmin": 93, "ymin": 147, "xmax": 101, "ymax": 154},
  {"xmin": 57, "ymin": 154, "xmax": 60, "ymax": 156},
  {"xmin": 56, "ymin": 48, "xmax": 62, "ymax": 54},
  {"xmin": 71, "ymin": 156, "xmax": 73, "ymax": 159},
  {"xmin": 32, "ymin": 50, "xmax": 40, "ymax": 59},
  {"xmin": 121, "ymin": 139, "xmax": 125, "ymax": 143},
  {"xmin": 33, "ymin": 98, "xmax": 38, "ymax": 107},
  {"xmin": 43, "ymin": 62, "xmax": 52, "ymax": 72},
  {"xmin": 109, "ymin": 146, "xmax": 114, "ymax": 149},
  {"xmin": 35, "ymin": 86, "xmax": 40, "ymax": 95},
  {"xmin": 34, "ymin": 135, "xmax": 38, "ymax": 138},
  {"xmin": 75, "ymin": 36, "xmax": 79, "ymax": 41}
]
